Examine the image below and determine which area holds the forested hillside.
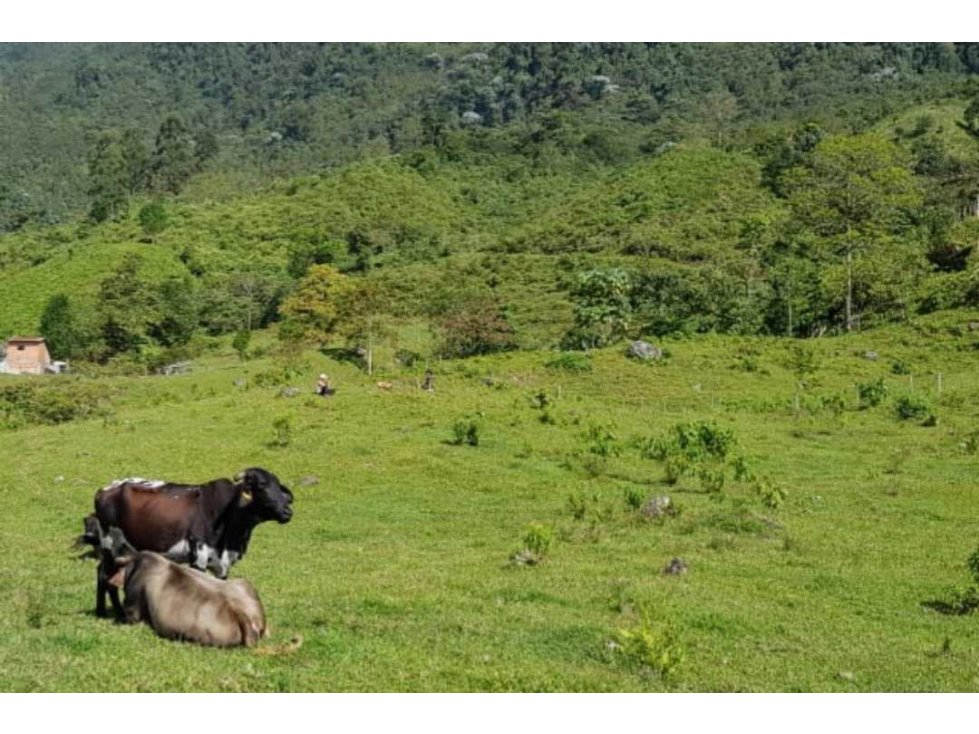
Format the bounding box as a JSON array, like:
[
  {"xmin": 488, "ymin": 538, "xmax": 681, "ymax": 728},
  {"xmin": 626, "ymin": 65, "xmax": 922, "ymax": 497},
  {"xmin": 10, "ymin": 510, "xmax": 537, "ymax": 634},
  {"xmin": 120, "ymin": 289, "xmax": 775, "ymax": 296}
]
[{"xmin": 2, "ymin": 42, "xmax": 979, "ymax": 370}]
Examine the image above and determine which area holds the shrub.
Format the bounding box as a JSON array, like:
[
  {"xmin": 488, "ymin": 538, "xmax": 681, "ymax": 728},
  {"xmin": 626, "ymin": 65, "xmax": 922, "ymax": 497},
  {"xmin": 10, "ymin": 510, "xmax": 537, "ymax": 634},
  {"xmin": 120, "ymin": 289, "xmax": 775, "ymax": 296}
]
[
  {"xmin": 960, "ymin": 431, "xmax": 979, "ymax": 455},
  {"xmin": 891, "ymin": 359, "xmax": 911, "ymax": 375},
  {"xmin": 568, "ymin": 492, "xmax": 590, "ymax": 520},
  {"xmin": 546, "ymin": 352, "xmax": 593, "ymax": 372},
  {"xmin": 450, "ymin": 419, "xmax": 480, "ymax": 446},
  {"xmin": 512, "ymin": 522, "xmax": 554, "ymax": 565},
  {"xmin": 437, "ymin": 297, "xmax": 517, "ymax": 358},
  {"xmin": 894, "ymin": 393, "xmax": 933, "ymax": 422},
  {"xmin": 733, "ymin": 348, "xmax": 761, "ymax": 372},
  {"xmin": 394, "ymin": 349, "xmax": 421, "ymax": 368},
  {"xmin": 857, "ymin": 377, "xmax": 888, "ymax": 408},
  {"xmin": 732, "ymin": 455, "xmax": 755, "ymax": 483},
  {"xmin": 523, "ymin": 523, "xmax": 553, "ymax": 557},
  {"xmin": 612, "ymin": 612, "xmax": 684, "ymax": 680},
  {"xmin": 663, "ymin": 454, "xmax": 690, "ymax": 485},
  {"xmin": 754, "ymin": 478, "xmax": 787, "ymax": 509},
  {"xmin": 786, "ymin": 343, "xmax": 820, "ymax": 383},
  {"xmin": 0, "ymin": 382, "xmax": 112, "ymax": 429},
  {"xmin": 623, "ymin": 487, "xmax": 644, "ymax": 511},
  {"xmin": 698, "ymin": 467, "xmax": 726, "ymax": 494},
  {"xmin": 232, "ymin": 330, "xmax": 252, "ymax": 362},
  {"xmin": 270, "ymin": 416, "xmax": 294, "ymax": 448},
  {"xmin": 585, "ymin": 422, "xmax": 621, "ymax": 458}
]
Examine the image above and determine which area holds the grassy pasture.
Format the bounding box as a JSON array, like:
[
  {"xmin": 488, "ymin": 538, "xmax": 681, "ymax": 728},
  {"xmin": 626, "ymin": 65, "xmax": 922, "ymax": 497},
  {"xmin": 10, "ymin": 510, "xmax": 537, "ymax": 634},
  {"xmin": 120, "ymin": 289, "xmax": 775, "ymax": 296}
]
[{"xmin": 2, "ymin": 315, "xmax": 979, "ymax": 691}]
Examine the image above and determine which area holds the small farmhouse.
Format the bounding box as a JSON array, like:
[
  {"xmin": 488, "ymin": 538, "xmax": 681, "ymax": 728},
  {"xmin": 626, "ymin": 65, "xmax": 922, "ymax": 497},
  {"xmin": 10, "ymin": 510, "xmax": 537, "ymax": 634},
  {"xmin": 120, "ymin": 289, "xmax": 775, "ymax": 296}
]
[{"xmin": 0, "ymin": 336, "xmax": 59, "ymax": 375}]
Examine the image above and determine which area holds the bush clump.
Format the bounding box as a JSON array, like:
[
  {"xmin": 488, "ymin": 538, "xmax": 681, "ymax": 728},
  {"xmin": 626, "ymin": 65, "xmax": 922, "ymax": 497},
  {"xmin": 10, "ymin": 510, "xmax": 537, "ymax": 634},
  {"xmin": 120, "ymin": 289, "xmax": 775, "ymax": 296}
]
[
  {"xmin": 0, "ymin": 381, "xmax": 113, "ymax": 429},
  {"xmin": 511, "ymin": 522, "xmax": 554, "ymax": 565},
  {"xmin": 450, "ymin": 419, "xmax": 480, "ymax": 446},
  {"xmin": 893, "ymin": 393, "xmax": 934, "ymax": 423},
  {"xmin": 545, "ymin": 352, "xmax": 593, "ymax": 372},
  {"xmin": 612, "ymin": 610, "xmax": 684, "ymax": 681},
  {"xmin": 857, "ymin": 377, "xmax": 888, "ymax": 409}
]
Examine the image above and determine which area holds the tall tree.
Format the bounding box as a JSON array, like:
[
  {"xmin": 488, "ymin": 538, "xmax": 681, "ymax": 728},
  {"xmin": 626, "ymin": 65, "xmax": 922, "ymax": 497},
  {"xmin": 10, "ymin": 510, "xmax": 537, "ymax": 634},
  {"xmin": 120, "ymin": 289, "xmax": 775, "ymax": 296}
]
[
  {"xmin": 120, "ymin": 129, "xmax": 151, "ymax": 195},
  {"xmin": 279, "ymin": 264, "xmax": 354, "ymax": 346},
  {"xmin": 39, "ymin": 294, "xmax": 85, "ymax": 360},
  {"xmin": 562, "ymin": 268, "xmax": 632, "ymax": 349},
  {"xmin": 781, "ymin": 134, "xmax": 922, "ymax": 331},
  {"xmin": 148, "ymin": 276, "xmax": 199, "ymax": 347},
  {"xmin": 152, "ymin": 115, "xmax": 197, "ymax": 194},
  {"xmin": 336, "ymin": 279, "xmax": 394, "ymax": 376},
  {"xmin": 87, "ymin": 131, "xmax": 128, "ymax": 222},
  {"xmin": 97, "ymin": 253, "xmax": 157, "ymax": 355}
]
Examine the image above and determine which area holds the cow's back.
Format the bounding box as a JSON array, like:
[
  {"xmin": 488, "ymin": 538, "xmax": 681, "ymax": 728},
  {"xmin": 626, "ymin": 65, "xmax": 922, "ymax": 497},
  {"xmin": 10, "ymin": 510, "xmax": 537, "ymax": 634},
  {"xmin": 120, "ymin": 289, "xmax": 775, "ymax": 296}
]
[
  {"xmin": 95, "ymin": 481, "xmax": 203, "ymax": 553},
  {"xmin": 134, "ymin": 554, "xmax": 256, "ymax": 647}
]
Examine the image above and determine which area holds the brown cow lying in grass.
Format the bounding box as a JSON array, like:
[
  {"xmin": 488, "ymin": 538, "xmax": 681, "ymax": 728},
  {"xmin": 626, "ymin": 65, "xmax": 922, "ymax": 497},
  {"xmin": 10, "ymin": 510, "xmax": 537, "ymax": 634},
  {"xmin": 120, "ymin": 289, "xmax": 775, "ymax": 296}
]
[{"xmin": 107, "ymin": 541, "xmax": 268, "ymax": 648}]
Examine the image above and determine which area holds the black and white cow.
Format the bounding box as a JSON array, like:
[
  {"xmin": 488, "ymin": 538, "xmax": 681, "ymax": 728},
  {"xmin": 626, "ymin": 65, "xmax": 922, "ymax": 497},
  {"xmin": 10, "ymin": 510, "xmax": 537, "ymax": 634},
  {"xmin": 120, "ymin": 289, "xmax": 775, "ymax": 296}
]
[{"xmin": 80, "ymin": 467, "xmax": 293, "ymax": 618}]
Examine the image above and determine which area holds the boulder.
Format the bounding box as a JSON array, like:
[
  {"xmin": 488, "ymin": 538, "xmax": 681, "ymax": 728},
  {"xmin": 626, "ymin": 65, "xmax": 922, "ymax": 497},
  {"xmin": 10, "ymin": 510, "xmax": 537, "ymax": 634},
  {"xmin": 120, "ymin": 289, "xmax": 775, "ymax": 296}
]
[
  {"xmin": 280, "ymin": 387, "xmax": 300, "ymax": 398},
  {"xmin": 626, "ymin": 341, "xmax": 663, "ymax": 361},
  {"xmin": 662, "ymin": 557, "xmax": 688, "ymax": 576},
  {"xmin": 862, "ymin": 350, "xmax": 879, "ymax": 361},
  {"xmin": 968, "ymin": 322, "xmax": 979, "ymax": 332},
  {"xmin": 298, "ymin": 475, "xmax": 320, "ymax": 487},
  {"xmin": 640, "ymin": 495, "xmax": 674, "ymax": 519}
]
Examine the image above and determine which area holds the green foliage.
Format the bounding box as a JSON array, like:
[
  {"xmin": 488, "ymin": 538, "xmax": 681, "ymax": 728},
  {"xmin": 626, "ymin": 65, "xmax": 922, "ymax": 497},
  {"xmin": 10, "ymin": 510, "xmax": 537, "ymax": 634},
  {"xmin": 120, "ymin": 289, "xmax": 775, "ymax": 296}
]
[
  {"xmin": 780, "ymin": 133, "xmax": 923, "ymax": 332},
  {"xmin": 545, "ymin": 352, "xmax": 593, "ymax": 372},
  {"xmin": 138, "ymin": 200, "xmax": 169, "ymax": 239},
  {"xmin": 450, "ymin": 419, "xmax": 480, "ymax": 447},
  {"xmin": 39, "ymin": 294, "xmax": 88, "ymax": 360},
  {"xmin": 960, "ymin": 431, "xmax": 979, "ymax": 455},
  {"xmin": 754, "ymin": 478, "xmax": 787, "ymax": 509},
  {"xmin": 0, "ymin": 381, "xmax": 111, "ymax": 429},
  {"xmin": 512, "ymin": 522, "xmax": 554, "ymax": 565},
  {"xmin": 698, "ymin": 467, "xmax": 726, "ymax": 494},
  {"xmin": 584, "ymin": 423, "xmax": 621, "ymax": 458},
  {"xmin": 436, "ymin": 297, "xmax": 517, "ymax": 358},
  {"xmin": 891, "ymin": 359, "xmax": 912, "ymax": 375},
  {"xmin": 623, "ymin": 487, "xmax": 644, "ymax": 511},
  {"xmin": 522, "ymin": 523, "xmax": 554, "ymax": 558},
  {"xmin": 893, "ymin": 393, "xmax": 934, "ymax": 422},
  {"xmin": 394, "ymin": 349, "xmax": 421, "ymax": 368},
  {"xmin": 613, "ymin": 612, "xmax": 684, "ymax": 680},
  {"xmin": 151, "ymin": 115, "xmax": 198, "ymax": 195},
  {"xmin": 232, "ymin": 330, "xmax": 251, "ymax": 362},
  {"xmin": 567, "ymin": 492, "xmax": 591, "ymax": 520},
  {"xmin": 269, "ymin": 415, "xmax": 294, "ymax": 448},
  {"xmin": 786, "ymin": 343, "xmax": 820, "ymax": 383},
  {"xmin": 563, "ymin": 268, "xmax": 632, "ymax": 349},
  {"xmin": 279, "ymin": 265, "xmax": 353, "ymax": 346},
  {"xmin": 857, "ymin": 377, "xmax": 889, "ymax": 408}
]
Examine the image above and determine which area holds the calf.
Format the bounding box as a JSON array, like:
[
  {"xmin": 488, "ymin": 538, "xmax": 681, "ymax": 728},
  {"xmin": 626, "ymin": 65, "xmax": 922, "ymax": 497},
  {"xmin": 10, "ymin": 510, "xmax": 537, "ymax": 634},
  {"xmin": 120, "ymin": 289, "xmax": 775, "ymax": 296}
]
[{"xmin": 109, "ymin": 550, "xmax": 267, "ymax": 647}]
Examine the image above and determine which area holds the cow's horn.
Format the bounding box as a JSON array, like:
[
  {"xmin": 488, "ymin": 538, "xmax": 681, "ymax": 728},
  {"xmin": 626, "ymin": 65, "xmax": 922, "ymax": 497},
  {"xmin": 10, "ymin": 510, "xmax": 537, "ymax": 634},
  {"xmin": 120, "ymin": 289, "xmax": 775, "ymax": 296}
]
[
  {"xmin": 234, "ymin": 471, "xmax": 245, "ymax": 483},
  {"xmin": 240, "ymin": 490, "xmax": 253, "ymax": 505}
]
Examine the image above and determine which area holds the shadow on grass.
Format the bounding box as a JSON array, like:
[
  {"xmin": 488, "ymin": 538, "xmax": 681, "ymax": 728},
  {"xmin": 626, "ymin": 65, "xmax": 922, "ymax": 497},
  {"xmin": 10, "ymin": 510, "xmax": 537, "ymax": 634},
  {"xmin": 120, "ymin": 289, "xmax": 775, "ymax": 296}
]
[{"xmin": 921, "ymin": 596, "xmax": 979, "ymax": 616}]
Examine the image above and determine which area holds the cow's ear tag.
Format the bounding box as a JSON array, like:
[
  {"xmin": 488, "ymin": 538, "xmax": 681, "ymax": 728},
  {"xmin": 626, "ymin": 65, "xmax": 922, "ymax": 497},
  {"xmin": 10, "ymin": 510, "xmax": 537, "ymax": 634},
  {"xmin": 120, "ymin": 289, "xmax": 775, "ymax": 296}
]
[{"xmin": 241, "ymin": 490, "xmax": 253, "ymax": 505}]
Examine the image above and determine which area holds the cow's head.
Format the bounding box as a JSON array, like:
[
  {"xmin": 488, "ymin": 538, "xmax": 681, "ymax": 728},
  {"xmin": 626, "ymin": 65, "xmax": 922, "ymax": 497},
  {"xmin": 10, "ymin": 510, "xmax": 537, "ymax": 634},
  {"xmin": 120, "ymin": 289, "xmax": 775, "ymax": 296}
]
[{"xmin": 235, "ymin": 467, "xmax": 294, "ymax": 524}]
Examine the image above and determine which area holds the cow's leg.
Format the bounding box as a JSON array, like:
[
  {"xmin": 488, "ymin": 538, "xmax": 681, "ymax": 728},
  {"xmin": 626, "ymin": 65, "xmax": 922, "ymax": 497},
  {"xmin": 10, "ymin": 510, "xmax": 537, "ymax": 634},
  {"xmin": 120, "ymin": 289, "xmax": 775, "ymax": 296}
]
[
  {"xmin": 108, "ymin": 581, "xmax": 124, "ymax": 622},
  {"xmin": 95, "ymin": 561, "xmax": 108, "ymax": 618}
]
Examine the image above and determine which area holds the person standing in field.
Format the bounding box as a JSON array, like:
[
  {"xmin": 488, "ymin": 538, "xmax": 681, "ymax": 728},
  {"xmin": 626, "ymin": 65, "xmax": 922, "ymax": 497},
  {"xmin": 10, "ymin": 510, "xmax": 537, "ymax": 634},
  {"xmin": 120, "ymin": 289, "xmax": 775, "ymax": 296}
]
[{"xmin": 315, "ymin": 373, "xmax": 334, "ymax": 397}]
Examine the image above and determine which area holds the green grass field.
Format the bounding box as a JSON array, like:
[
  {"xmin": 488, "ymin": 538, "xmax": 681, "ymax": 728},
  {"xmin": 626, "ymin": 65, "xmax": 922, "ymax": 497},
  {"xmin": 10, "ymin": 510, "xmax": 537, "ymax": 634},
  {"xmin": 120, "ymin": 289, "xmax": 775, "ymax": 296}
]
[{"xmin": 2, "ymin": 313, "xmax": 979, "ymax": 692}]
